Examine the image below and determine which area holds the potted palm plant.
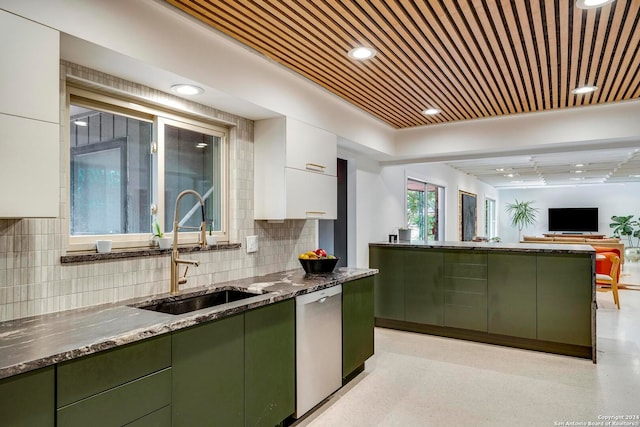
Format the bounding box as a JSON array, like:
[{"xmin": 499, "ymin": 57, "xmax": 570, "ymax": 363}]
[
  {"xmin": 506, "ymin": 199, "xmax": 538, "ymax": 241},
  {"xmin": 610, "ymin": 215, "xmax": 640, "ymax": 262}
]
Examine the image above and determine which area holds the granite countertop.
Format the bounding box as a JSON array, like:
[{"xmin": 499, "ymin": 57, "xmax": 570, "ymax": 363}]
[
  {"xmin": 0, "ymin": 267, "xmax": 377, "ymax": 379},
  {"xmin": 370, "ymin": 240, "xmax": 596, "ymax": 254}
]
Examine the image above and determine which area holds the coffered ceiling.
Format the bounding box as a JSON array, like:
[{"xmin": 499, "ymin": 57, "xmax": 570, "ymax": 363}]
[{"xmin": 161, "ymin": 0, "xmax": 640, "ymax": 187}]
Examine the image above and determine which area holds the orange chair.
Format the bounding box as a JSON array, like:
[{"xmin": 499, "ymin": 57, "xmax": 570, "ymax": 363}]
[
  {"xmin": 593, "ymin": 246, "xmax": 621, "ymax": 279},
  {"xmin": 596, "ymin": 253, "xmax": 620, "ymax": 309}
]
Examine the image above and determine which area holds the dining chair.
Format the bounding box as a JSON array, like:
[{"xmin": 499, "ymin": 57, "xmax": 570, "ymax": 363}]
[{"xmin": 596, "ymin": 253, "xmax": 621, "ymax": 309}]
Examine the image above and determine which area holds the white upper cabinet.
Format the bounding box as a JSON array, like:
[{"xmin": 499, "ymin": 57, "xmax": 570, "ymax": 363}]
[
  {"xmin": 283, "ymin": 118, "xmax": 337, "ymax": 176},
  {"xmin": 254, "ymin": 117, "xmax": 338, "ymax": 220},
  {"xmin": 0, "ymin": 10, "xmax": 59, "ymax": 123},
  {"xmin": 0, "ymin": 10, "xmax": 60, "ymax": 218}
]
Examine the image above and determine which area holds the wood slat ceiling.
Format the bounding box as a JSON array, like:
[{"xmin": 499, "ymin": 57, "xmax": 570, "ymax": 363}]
[{"xmin": 164, "ymin": 0, "xmax": 640, "ymax": 129}]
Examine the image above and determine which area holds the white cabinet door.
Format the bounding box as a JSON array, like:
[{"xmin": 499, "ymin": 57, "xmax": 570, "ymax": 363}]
[
  {"xmin": 0, "ymin": 10, "xmax": 59, "ymax": 123},
  {"xmin": 285, "ymin": 168, "xmax": 337, "ymax": 220},
  {"xmin": 285, "ymin": 118, "xmax": 337, "ymax": 176},
  {"xmin": 254, "ymin": 117, "xmax": 338, "ymax": 220},
  {"xmin": 0, "ymin": 115, "xmax": 60, "ymax": 217}
]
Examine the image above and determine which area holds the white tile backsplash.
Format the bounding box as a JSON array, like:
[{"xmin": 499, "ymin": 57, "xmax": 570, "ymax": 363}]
[{"xmin": 0, "ymin": 62, "xmax": 316, "ymax": 322}]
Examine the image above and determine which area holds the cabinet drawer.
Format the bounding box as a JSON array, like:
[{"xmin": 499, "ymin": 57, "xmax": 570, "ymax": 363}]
[
  {"xmin": 124, "ymin": 404, "xmax": 171, "ymax": 427},
  {"xmin": 285, "ymin": 168, "xmax": 337, "ymax": 219},
  {"xmin": 57, "ymin": 368, "xmax": 171, "ymax": 427},
  {"xmin": 57, "ymin": 335, "xmax": 171, "ymax": 407}
]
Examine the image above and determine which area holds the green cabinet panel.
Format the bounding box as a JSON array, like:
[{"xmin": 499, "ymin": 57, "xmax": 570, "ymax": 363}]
[
  {"xmin": 343, "ymin": 276, "xmax": 375, "ymax": 378},
  {"xmin": 444, "ymin": 251, "xmax": 487, "ymax": 331},
  {"xmin": 126, "ymin": 405, "xmax": 171, "ymax": 427},
  {"xmin": 370, "ymin": 246, "xmax": 404, "ymax": 320},
  {"xmin": 0, "ymin": 366, "xmax": 54, "ymax": 427},
  {"xmin": 172, "ymin": 313, "xmax": 245, "ymax": 427},
  {"xmin": 245, "ymin": 299, "xmax": 295, "ymax": 427},
  {"xmin": 57, "ymin": 368, "xmax": 171, "ymax": 427},
  {"xmin": 57, "ymin": 334, "xmax": 171, "ymax": 407},
  {"xmin": 404, "ymin": 249, "xmax": 444, "ymax": 326},
  {"xmin": 488, "ymin": 253, "xmax": 537, "ymax": 338},
  {"xmin": 537, "ymin": 254, "xmax": 592, "ymax": 346}
]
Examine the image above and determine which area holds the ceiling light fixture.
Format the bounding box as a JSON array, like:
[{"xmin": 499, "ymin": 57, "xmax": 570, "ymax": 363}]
[
  {"xmin": 496, "ymin": 168, "xmax": 505, "ymax": 172},
  {"xmin": 572, "ymin": 85, "xmax": 598, "ymax": 94},
  {"xmin": 170, "ymin": 84, "xmax": 204, "ymax": 95},
  {"xmin": 575, "ymin": 163, "xmax": 584, "ymax": 167},
  {"xmin": 422, "ymin": 108, "xmax": 441, "ymax": 115},
  {"xmin": 576, "ymin": 0, "xmax": 615, "ymax": 9},
  {"xmin": 348, "ymin": 46, "xmax": 376, "ymax": 60}
]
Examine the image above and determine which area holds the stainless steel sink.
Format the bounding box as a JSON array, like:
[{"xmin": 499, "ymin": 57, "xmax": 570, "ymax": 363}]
[{"xmin": 134, "ymin": 289, "xmax": 261, "ymax": 315}]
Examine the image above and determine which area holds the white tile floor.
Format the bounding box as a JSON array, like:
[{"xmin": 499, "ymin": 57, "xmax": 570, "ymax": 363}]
[{"xmin": 298, "ymin": 263, "xmax": 640, "ymax": 427}]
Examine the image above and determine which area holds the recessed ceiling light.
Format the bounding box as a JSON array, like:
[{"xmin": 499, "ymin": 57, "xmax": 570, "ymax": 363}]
[
  {"xmin": 170, "ymin": 84, "xmax": 204, "ymax": 95},
  {"xmin": 348, "ymin": 46, "xmax": 376, "ymax": 60},
  {"xmin": 570, "ymin": 177, "xmax": 584, "ymax": 181},
  {"xmin": 575, "ymin": 163, "xmax": 584, "ymax": 167},
  {"xmin": 73, "ymin": 120, "xmax": 88, "ymax": 127},
  {"xmin": 576, "ymin": 0, "xmax": 615, "ymax": 9},
  {"xmin": 572, "ymin": 85, "xmax": 598, "ymax": 94},
  {"xmin": 422, "ymin": 108, "xmax": 441, "ymax": 115},
  {"xmin": 496, "ymin": 168, "xmax": 505, "ymax": 172},
  {"xmin": 574, "ymin": 170, "xmax": 584, "ymax": 173}
]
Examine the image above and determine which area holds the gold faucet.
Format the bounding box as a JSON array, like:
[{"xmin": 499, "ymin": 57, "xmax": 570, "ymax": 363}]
[{"xmin": 170, "ymin": 190, "xmax": 207, "ymax": 294}]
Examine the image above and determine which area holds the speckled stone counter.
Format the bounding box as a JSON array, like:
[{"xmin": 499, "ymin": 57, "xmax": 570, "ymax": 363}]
[
  {"xmin": 370, "ymin": 240, "xmax": 596, "ymax": 254},
  {"xmin": 0, "ymin": 267, "xmax": 377, "ymax": 379}
]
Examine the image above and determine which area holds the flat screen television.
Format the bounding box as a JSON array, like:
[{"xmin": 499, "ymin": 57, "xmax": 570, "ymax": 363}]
[{"xmin": 548, "ymin": 208, "xmax": 599, "ymax": 233}]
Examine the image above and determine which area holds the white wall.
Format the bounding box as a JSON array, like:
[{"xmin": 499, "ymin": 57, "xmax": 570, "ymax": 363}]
[
  {"xmin": 339, "ymin": 147, "xmax": 499, "ymax": 267},
  {"xmin": 498, "ymin": 183, "xmax": 640, "ymax": 243}
]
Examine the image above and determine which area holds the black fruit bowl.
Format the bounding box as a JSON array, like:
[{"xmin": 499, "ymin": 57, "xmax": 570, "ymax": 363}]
[{"xmin": 298, "ymin": 257, "xmax": 340, "ymax": 274}]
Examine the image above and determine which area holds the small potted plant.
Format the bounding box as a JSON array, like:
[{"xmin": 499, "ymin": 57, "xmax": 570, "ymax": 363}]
[
  {"xmin": 153, "ymin": 219, "xmax": 172, "ymax": 250},
  {"xmin": 206, "ymin": 223, "xmax": 217, "ymax": 246}
]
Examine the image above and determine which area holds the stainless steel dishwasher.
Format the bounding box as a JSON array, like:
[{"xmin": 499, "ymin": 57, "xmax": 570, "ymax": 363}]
[{"xmin": 295, "ymin": 285, "xmax": 342, "ymax": 418}]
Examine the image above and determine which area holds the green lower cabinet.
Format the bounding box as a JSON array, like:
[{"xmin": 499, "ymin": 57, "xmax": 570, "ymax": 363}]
[
  {"xmin": 405, "ymin": 249, "xmax": 444, "ymax": 326},
  {"xmin": 537, "ymin": 254, "xmax": 592, "ymax": 346},
  {"xmin": 56, "ymin": 335, "xmax": 172, "ymax": 427},
  {"xmin": 343, "ymin": 276, "xmax": 375, "ymax": 378},
  {"xmin": 443, "ymin": 251, "xmax": 488, "ymax": 332},
  {"xmin": 172, "ymin": 314, "xmax": 245, "ymax": 427},
  {"xmin": 0, "ymin": 366, "xmax": 54, "ymax": 427},
  {"xmin": 245, "ymin": 300, "xmax": 295, "ymax": 427},
  {"xmin": 370, "ymin": 246, "xmax": 405, "ymax": 320},
  {"xmin": 488, "ymin": 252, "xmax": 537, "ymax": 338}
]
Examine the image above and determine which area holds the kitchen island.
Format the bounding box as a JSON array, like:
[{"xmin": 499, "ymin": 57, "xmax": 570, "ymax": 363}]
[
  {"xmin": 369, "ymin": 241, "xmax": 595, "ymax": 362},
  {"xmin": 0, "ymin": 267, "xmax": 377, "ymax": 426}
]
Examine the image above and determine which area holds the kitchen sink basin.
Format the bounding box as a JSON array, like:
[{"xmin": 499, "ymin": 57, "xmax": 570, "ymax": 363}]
[{"xmin": 135, "ymin": 289, "xmax": 261, "ymax": 315}]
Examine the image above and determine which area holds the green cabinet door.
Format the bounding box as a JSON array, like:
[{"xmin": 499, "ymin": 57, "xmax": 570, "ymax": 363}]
[
  {"xmin": 343, "ymin": 276, "xmax": 375, "ymax": 378},
  {"xmin": 370, "ymin": 246, "xmax": 404, "ymax": 320},
  {"xmin": 488, "ymin": 252, "xmax": 537, "ymax": 338},
  {"xmin": 443, "ymin": 251, "xmax": 488, "ymax": 331},
  {"xmin": 0, "ymin": 366, "xmax": 54, "ymax": 427},
  {"xmin": 245, "ymin": 299, "xmax": 295, "ymax": 427},
  {"xmin": 172, "ymin": 313, "xmax": 245, "ymax": 427},
  {"xmin": 405, "ymin": 249, "xmax": 444, "ymax": 326},
  {"xmin": 537, "ymin": 254, "xmax": 592, "ymax": 346}
]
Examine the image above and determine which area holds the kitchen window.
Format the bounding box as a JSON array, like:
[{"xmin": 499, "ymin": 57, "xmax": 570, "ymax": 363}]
[{"xmin": 68, "ymin": 88, "xmax": 228, "ymax": 251}]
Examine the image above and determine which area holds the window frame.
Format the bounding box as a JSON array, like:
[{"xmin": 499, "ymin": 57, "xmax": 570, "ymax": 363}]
[
  {"xmin": 406, "ymin": 177, "xmax": 445, "ymax": 242},
  {"xmin": 66, "ymin": 85, "xmax": 229, "ymax": 252}
]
